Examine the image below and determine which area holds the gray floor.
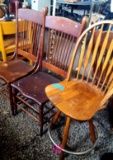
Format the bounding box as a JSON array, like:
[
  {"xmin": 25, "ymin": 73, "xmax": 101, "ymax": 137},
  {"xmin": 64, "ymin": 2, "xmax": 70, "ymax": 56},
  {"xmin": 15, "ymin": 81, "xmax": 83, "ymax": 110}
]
[{"xmin": 0, "ymin": 94, "xmax": 113, "ymax": 160}]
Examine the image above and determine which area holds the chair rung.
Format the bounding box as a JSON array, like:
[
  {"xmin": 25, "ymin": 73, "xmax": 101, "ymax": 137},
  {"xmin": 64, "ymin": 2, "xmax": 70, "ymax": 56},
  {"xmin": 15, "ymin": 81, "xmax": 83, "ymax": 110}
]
[
  {"xmin": 0, "ymin": 92, "xmax": 9, "ymax": 100},
  {"xmin": 0, "ymin": 84, "xmax": 8, "ymax": 92},
  {"xmin": 43, "ymin": 113, "xmax": 56, "ymax": 124},
  {"xmin": 16, "ymin": 95, "xmax": 39, "ymax": 114},
  {"xmin": 43, "ymin": 106, "xmax": 55, "ymax": 115},
  {"xmin": 17, "ymin": 103, "xmax": 40, "ymax": 122}
]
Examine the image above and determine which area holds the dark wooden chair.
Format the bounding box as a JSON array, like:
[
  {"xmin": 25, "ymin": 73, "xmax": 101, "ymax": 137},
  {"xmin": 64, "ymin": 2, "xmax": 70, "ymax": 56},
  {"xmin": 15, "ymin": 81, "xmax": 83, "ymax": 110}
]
[
  {"xmin": 11, "ymin": 16, "xmax": 87, "ymax": 136},
  {"xmin": 45, "ymin": 20, "xmax": 113, "ymax": 159},
  {"xmin": 0, "ymin": 1, "xmax": 47, "ymax": 115}
]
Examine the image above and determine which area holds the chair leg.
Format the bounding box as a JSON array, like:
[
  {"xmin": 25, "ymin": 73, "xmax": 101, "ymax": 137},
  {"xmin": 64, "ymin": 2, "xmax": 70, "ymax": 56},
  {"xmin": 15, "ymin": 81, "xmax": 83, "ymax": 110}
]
[
  {"xmin": 8, "ymin": 84, "xmax": 15, "ymax": 115},
  {"xmin": 50, "ymin": 110, "xmax": 61, "ymax": 127},
  {"xmin": 39, "ymin": 105, "xmax": 43, "ymax": 136},
  {"xmin": 60, "ymin": 117, "xmax": 71, "ymax": 160},
  {"xmin": 13, "ymin": 88, "xmax": 18, "ymax": 115},
  {"xmin": 89, "ymin": 119, "xmax": 96, "ymax": 143}
]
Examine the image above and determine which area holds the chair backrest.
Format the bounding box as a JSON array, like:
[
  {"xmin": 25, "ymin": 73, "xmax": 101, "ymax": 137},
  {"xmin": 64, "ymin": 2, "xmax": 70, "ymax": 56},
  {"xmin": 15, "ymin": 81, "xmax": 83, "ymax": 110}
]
[
  {"xmin": 0, "ymin": 20, "xmax": 31, "ymax": 62},
  {"xmin": 14, "ymin": 1, "xmax": 48, "ymax": 67},
  {"xmin": 42, "ymin": 15, "xmax": 87, "ymax": 78},
  {"xmin": 66, "ymin": 20, "xmax": 113, "ymax": 106},
  {"xmin": 0, "ymin": 21, "xmax": 16, "ymax": 35},
  {"xmin": 0, "ymin": 21, "xmax": 17, "ymax": 61}
]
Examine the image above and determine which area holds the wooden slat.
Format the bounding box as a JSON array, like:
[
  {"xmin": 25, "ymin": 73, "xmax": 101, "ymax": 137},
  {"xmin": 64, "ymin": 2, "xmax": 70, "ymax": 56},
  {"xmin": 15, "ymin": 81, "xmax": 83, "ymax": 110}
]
[
  {"xmin": 44, "ymin": 16, "xmax": 87, "ymax": 79},
  {"xmin": 98, "ymin": 40, "xmax": 113, "ymax": 88},
  {"xmin": 92, "ymin": 24, "xmax": 105, "ymax": 83},
  {"xmin": 87, "ymin": 28, "xmax": 103, "ymax": 82},
  {"xmin": 77, "ymin": 34, "xmax": 87, "ymax": 79},
  {"xmin": 82, "ymin": 27, "xmax": 95, "ymax": 80},
  {"xmin": 42, "ymin": 61, "xmax": 67, "ymax": 78},
  {"xmin": 93, "ymin": 25, "xmax": 112, "ymax": 85}
]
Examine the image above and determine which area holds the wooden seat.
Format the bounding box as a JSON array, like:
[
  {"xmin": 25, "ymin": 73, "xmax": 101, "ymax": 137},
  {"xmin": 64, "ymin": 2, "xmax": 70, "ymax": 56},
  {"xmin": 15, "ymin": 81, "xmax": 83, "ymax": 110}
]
[
  {"xmin": 47, "ymin": 80, "xmax": 104, "ymax": 121},
  {"xmin": 45, "ymin": 20, "xmax": 113, "ymax": 159},
  {"xmin": 11, "ymin": 15, "xmax": 87, "ymax": 136},
  {"xmin": 0, "ymin": 1, "xmax": 47, "ymax": 114}
]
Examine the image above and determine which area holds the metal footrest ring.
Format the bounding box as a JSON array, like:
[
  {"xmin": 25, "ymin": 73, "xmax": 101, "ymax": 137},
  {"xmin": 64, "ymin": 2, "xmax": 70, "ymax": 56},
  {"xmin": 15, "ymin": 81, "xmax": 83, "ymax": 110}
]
[{"xmin": 48, "ymin": 122, "xmax": 99, "ymax": 155}]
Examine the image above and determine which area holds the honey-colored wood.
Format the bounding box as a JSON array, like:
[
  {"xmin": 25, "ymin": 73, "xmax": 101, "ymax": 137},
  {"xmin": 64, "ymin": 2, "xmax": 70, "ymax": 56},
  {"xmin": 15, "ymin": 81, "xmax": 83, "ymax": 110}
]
[
  {"xmin": 45, "ymin": 20, "xmax": 113, "ymax": 159},
  {"xmin": 89, "ymin": 119, "xmax": 96, "ymax": 143},
  {"xmin": 45, "ymin": 79, "xmax": 104, "ymax": 121},
  {"xmin": 50, "ymin": 110, "xmax": 61, "ymax": 127},
  {"xmin": 60, "ymin": 117, "xmax": 71, "ymax": 160}
]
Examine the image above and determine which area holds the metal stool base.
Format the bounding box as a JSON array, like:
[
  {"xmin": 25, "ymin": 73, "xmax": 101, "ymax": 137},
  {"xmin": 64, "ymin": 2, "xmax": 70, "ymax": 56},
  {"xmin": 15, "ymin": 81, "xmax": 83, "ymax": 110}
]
[{"xmin": 48, "ymin": 122, "xmax": 99, "ymax": 155}]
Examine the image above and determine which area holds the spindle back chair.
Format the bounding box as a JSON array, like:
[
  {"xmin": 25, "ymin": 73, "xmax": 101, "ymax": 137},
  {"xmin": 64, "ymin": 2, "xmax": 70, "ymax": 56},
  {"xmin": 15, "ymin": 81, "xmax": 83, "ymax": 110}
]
[
  {"xmin": 42, "ymin": 16, "xmax": 87, "ymax": 78},
  {"xmin": 11, "ymin": 16, "xmax": 87, "ymax": 136},
  {"xmin": 67, "ymin": 21, "xmax": 113, "ymax": 96},
  {"xmin": 45, "ymin": 20, "xmax": 113, "ymax": 159},
  {"xmin": 0, "ymin": 1, "xmax": 47, "ymax": 115}
]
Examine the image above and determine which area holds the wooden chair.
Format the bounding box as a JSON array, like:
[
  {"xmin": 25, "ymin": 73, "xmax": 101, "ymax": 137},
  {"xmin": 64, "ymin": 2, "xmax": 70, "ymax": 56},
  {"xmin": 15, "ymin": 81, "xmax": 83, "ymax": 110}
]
[
  {"xmin": 0, "ymin": 20, "xmax": 30, "ymax": 62},
  {"xmin": 0, "ymin": 21, "xmax": 16, "ymax": 61},
  {"xmin": 45, "ymin": 20, "xmax": 113, "ymax": 159},
  {"xmin": 11, "ymin": 16, "xmax": 87, "ymax": 136},
  {"xmin": 0, "ymin": 1, "xmax": 47, "ymax": 114}
]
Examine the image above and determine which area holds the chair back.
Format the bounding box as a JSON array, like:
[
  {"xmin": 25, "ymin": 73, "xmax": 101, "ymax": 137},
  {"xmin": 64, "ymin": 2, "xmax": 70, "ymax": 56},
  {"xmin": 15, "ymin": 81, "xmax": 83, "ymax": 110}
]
[
  {"xmin": 0, "ymin": 21, "xmax": 17, "ymax": 61},
  {"xmin": 0, "ymin": 21, "xmax": 16, "ymax": 35},
  {"xmin": 42, "ymin": 16, "xmax": 87, "ymax": 78},
  {"xmin": 66, "ymin": 20, "xmax": 113, "ymax": 106},
  {"xmin": 14, "ymin": 1, "xmax": 48, "ymax": 66}
]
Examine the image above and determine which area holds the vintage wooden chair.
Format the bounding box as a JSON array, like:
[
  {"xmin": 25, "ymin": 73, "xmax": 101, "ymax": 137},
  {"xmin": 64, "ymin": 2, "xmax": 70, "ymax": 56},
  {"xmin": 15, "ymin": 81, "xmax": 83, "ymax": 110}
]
[
  {"xmin": 45, "ymin": 20, "xmax": 113, "ymax": 159},
  {"xmin": 11, "ymin": 15, "xmax": 87, "ymax": 136},
  {"xmin": 0, "ymin": 1, "xmax": 47, "ymax": 114}
]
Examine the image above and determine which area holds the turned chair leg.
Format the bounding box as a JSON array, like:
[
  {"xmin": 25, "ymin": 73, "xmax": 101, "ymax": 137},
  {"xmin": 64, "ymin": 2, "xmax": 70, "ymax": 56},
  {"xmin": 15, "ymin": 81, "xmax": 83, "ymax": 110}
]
[
  {"xmin": 60, "ymin": 117, "xmax": 71, "ymax": 160},
  {"xmin": 50, "ymin": 110, "xmax": 61, "ymax": 128},
  {"xmin": 89, "ymin": 119, "xmax": 96, "ymax": 144}
]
